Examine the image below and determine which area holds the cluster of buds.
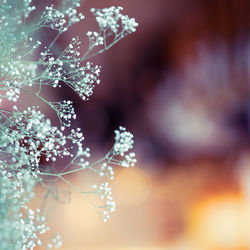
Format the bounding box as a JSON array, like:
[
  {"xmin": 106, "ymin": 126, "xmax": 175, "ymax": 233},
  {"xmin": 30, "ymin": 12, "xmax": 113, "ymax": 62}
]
[{"xmin": 92, "ymin": 182, "xmax": 115, "ymax": 222}]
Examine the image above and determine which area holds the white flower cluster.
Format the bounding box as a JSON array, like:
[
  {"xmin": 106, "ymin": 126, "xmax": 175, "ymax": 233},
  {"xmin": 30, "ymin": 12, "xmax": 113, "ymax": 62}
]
[
  {"xmin": 91, "ymin": 6, "xmax": 138, "ymax": 35},
  {"xmin": 40, "ymin": 5, "xmax": 67, "ymax": 32},
  {"xmin": 99, "ymin": 162, "xmax": 115, "ymax": 179},
  {"xmin": 92, "ymin": 182, "xmax": 115, "ymax": 222},
  {"xmin": 0, "ymin": 45, "xmax": 38, "ymax": 102},
  {"xmin": 66, "ymin": 61, "xmax": 101, "ymax": 100},
  {"xmin": 38, "ymin": 37, "xmax": 101, "ymax": 100},
  {"xmin": 0, "ymin": 164, "xmax": 50, "ymax": 250},
  {"xmin": 114, "ymin": 126, "xmax": 134, "ymax": 156},
  {"xmin": 23, "ymin": 0, "xmax": 36, "ymax": 18},
  {"xmin": 0, "ymin": 106, "xmax": 84, "ymax": 170},
  {"xmin": 48, "ymin": 234, "xmax": 62, "ymax": 249},
  {"xmin": 82, "ymin": 6, "xmax": 138, "ymax": 55},
  {"xmin": 70, "ymin": 127, "xmax": 136, "ymax": 181},
  {"xmin": 65, "ymin": 6, "xmax": 85, "ymax": 27},
  {"xmin": 86, "ymin": 31, "xmax": 104, "ymax": 47},
  {"xmin": 39, "ymin": 51, "xmax": 64, "ymax": 88},
  {"xmin": 50, "ymin": 100, "xmax": 76, "ymax": 128},
  {"xmin": 62, "ymin": 36, "xmax": 82, "ymax": 60},
  {"xmin": 40, "ymin": 4, "xmax": 84, "ymax": 33},
  {"xmin": 67, "ymin": 127, "xmax": 84, "ymax": 147},
  {"xmin": 121, "ymin": 152, "xmax": 137, "ymax": 168}
]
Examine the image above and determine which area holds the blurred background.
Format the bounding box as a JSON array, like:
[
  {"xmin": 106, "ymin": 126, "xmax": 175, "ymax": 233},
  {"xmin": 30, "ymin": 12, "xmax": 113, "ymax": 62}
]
[{"xmin": 35, "ymin": 0, "xmax": 250, "ymax": 249}]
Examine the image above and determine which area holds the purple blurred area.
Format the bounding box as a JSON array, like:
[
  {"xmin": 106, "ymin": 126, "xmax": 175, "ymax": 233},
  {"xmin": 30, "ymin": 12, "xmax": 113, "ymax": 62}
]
[{"xmin": 63, "ymin": 0, "xmax": 250, "ymax": 167}]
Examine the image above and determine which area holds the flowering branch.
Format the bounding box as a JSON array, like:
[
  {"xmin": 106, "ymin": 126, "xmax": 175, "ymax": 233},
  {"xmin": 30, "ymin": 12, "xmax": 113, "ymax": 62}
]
[{"xmin": 0, "ymin": 0, "xmax": 137, "ymax": 249}]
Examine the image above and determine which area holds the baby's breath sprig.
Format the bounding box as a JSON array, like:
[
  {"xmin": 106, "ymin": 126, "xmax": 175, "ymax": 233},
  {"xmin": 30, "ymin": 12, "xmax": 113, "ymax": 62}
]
[
  {"xmin": 0, "ymin": 0, "xmax": 138, "ymax": 249},
  {"xmin": 39, "ymin": 126, "xmax": 136, "ymax": 221},
  {"xmin": 50, "ymin": 100, "xmax": 76, "ymax": 128},
  {"xmin": 83, "ymin": 6, "xmax": 138, "ymax": 59}
]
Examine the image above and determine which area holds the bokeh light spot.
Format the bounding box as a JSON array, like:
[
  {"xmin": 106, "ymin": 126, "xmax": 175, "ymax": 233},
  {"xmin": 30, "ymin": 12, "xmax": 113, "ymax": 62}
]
[{"xmin": 112, "ymin": 167, "xmax": 152, "ymax": 206}]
